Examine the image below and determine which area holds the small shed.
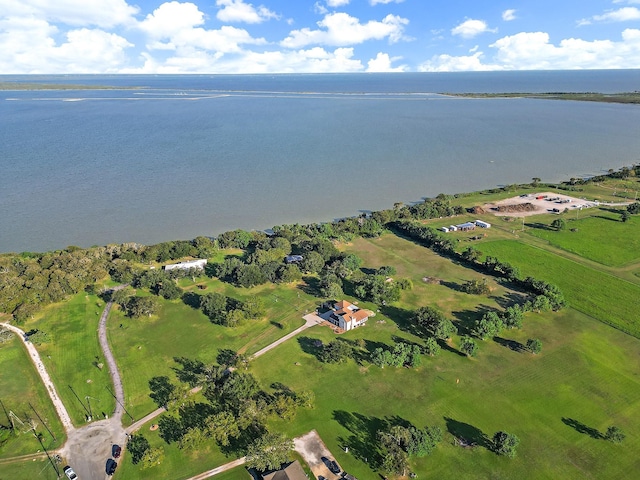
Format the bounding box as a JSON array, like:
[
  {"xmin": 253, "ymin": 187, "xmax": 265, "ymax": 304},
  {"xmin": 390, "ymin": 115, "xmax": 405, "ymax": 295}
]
[
  {"xmin": 440, "ymin": 226, "xmax": 450, "ymax": 233},
  {"xmin": 449, "ymin": 225, "xmax": 458, "ymax": 232},
  {"xmin": 285, "ymin": 255, "xmax": 304, "ymax": 264},
  {"xmin": 475, "ymin": 220, "xmax": 491, "ymax": 229},
  {"xmin": 456, "ymin": 222, "xmax": 476, "ymax": 231},
  {"xmin": 163, "ymin": 259, "xmax": 207, "ymax": 271}
]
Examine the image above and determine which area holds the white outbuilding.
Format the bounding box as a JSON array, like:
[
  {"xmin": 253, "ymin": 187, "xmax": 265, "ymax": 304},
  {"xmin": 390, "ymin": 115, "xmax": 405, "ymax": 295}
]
[{"xmin": 475, "ymin": 220, "xmax": 491, "ymax": 229}]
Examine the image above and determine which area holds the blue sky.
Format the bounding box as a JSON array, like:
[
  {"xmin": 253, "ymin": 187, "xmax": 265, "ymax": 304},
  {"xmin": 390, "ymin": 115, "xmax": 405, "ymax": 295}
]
[{"xmin": 1, "ymin": 0, "xmax": 640, "ymax": 73}]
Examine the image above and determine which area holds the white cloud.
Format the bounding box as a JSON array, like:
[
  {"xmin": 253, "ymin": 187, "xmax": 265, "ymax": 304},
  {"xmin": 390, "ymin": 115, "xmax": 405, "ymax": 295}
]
[
  {"xmin": 326, "ymin": 0, "xmax": 350, "ymax": 6},
  {"xmin": 314, "ymin": 2, "xmax": 328, "ymax": 15},
  {"xmin": 613, "ymin": 0, "xmax": 640, "ymax": 4},
  {"xmin": 281, "ymin": 12, "xmax": 409, "ymax": 48},
  {"xmin": 139, "ymin": 2, "xmax": 265, "ymax": 53},
  {"xmin": 128, "ymin": 46, "xmax": 365, "ymax": 74},
  {"xmin": 0, "ymin": 16, "xmax": 132, "ymax": 73},
  {"xmin": 0, "ymin": 0, "xmax": 138, "ymax": 28},
  {"xmin": 370, "ymin": 0, "xmax": 405, "ymax": 4},
  {"xmin": 419, "ymin": 52, "xmax": 501, "ymax": 72},
  {"xmin": 423, "ymin": 29, "xmax": 640, "ymax": 71},
  {"xmin": 451, "ymin": 19, "xmax": 496, "ymax": 39},
  {"xmin": 578, "ymin": 7, "xmax": 640, "ymax": 26},
  {"xmin": 502, "ymin": 9, "xmax": 517, "ymax": 22},
  {"xmin": 215, "ymin": 0, "xmax": 279, "ymax": 24},
  {"xmin": 366, "ymin": 52, "xmax": 406, "ymax": 72}
]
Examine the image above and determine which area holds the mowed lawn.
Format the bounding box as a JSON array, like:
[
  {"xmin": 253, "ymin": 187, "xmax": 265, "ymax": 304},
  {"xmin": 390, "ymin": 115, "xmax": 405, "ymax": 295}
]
[
  {"xmin": 479, "ymin": 240, "xmax": 640, "ymax": 337},
  {"xmin": 0, "ymin": 336, "xmax": 65, "ymax": 458},
  {"xmin": 107, "ymin": 279, "xmax": 319, "ymax": 422},
  {"xmin": 526, "ymin": 210, "xmax": 640, "ymax": 267},
  {"xmin": 22, "ymin": 293, "xmax": 116, "ymax": 427},
  {"xmin": 250, "ymin": 306, "xmax": 640, "ymax": 479}
]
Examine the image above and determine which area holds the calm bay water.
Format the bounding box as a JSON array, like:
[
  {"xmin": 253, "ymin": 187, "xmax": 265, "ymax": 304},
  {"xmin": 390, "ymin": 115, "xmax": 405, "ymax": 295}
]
[{"xmin": 2, "ymin": 71, "xmax": 640, "ymax": 253}]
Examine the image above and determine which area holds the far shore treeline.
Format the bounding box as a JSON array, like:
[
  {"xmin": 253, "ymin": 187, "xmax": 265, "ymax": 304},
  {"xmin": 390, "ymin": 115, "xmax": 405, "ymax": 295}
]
[{"xmin": 1, "ymin": 165, "xmax": 639, "ymax": 324}]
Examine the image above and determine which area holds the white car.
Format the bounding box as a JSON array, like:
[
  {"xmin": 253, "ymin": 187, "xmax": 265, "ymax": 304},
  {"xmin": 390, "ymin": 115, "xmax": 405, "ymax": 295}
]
[{"xmin": 63, "ymin": 466, "xmax": 78, "ymax": 480}]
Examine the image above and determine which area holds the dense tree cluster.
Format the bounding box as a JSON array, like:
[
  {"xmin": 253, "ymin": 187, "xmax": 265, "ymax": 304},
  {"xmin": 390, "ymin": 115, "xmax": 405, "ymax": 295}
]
[
  {"xmin": 371, "ymin": 342, "xmax": 422, "ymax": 368},
  {"xmin": 492, "ymin": 431, "xmax": 520, "ymax": 458},
  {"xmin": 378, "ymin": 423, "xmax": 442, "ymax": 476},
  {"xmin": 147, "ymin": 358, "xmax": 307, "ymax": 468},
  {"xmin": 197, "ymin": 292, "xmax": 264, "ymax": 327}
]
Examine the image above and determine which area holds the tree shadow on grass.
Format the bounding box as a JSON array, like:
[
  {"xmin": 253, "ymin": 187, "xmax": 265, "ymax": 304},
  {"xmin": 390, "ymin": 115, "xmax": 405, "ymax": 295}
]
[
  {"xmin": 438, "ymin": 340, "xmax": 467, "ymax": 358},
  {"xmin": 444, "ymin": 417, "xmax": 492, "ymax": 450},
  {"xmin": 182, "ymin": 291, "xmax": 201, "ymax": 309},
  {"xmin": 297, "ymin": 276, "xmax": 321, "ymax": 297},
  {"xmin": 297, "ymin": 336, "xmax": 324, "ymax": 362},
  {"xmin": 561, "ymin": 418, "xmax": 603, "ymax": 439},
  {"xmin": 451, "ymin": 308, "xmax": 485, "ymax": 337},
  {"xmin": 440, "ymin": 280, "xmax": 463, "ymax": 292},
  {"xmin": 333, "ymin": 411, "xmax": 411, "ymax": 469},
  {"xmin": 490, "ymin": 291, "xmax": 528, "ymax": 310},
  {"xmin": 380, "ymin": 305, "xmax": 420, "ymax": 337},
  {"xmin": 593, "ymin": 215, "xmax": 622, "ymax": 223},
  {"xmin": 493, "ymin": 336, "xmax": 525, "ymax": 353},
  {"xmin": 527, "ymin": 222, "xmax": 555, "ymax": 231}
]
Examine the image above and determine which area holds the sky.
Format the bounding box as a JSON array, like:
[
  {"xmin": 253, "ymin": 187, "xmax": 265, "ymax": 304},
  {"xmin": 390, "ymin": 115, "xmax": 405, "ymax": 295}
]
[{"xmin": 1, "ymin": 0, "xmax": 640, "ymax": 73}]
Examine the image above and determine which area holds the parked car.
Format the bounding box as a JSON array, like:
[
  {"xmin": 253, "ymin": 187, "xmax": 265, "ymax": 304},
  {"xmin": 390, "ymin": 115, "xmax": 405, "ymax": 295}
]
[
  {"xmin": 63, "ymin": 466, "xmax": 78, "ymax": 480},
  {"xmin": 106, "ymin": 458, "xmax": 117, "ymax": 475},
  {"xmin": 329, "ymin": 460, "xmax": 341, "ymax": 474},
  {"xmin": 112, "ymin": 444, "xmax": 122, "ymax": 458}
]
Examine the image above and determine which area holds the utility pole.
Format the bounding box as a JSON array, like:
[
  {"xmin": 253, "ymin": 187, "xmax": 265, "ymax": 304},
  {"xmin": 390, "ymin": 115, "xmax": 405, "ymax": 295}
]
[
  {"xmin": 68, "ymin": 385, "xmax": 91, "ymax": 420},
  {"xmin": 29, "ymin": 403, "xmax": 55, "ymax": 441}
]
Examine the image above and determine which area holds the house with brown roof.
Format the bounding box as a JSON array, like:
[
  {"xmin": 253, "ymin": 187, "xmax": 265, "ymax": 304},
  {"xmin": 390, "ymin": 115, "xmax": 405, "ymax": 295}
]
[
  {"xmin": 328, "ymin": 300, "xmax": 369, "ymax": 331},
  {"xmin": 261, "ymin": 460, "xmax": 307, "ymax": 480}
]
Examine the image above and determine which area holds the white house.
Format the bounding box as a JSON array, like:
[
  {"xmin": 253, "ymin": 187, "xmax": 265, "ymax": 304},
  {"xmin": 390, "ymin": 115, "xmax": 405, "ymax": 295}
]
[
  {"xmin": 328, "ymin": 300, "xmax": 370, "ymax": 331},
  {"xmin": 475, "ymin": 220, "xmax": 491, "ymax": 229},
  {"xmin": 163, "ymin": 259, "xmax": 207, "ymax": 271}
]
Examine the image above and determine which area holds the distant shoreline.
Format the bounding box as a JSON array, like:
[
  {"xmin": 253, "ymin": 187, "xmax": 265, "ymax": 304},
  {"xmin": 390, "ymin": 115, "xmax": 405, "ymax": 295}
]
[{"xmin": 443, "ymin": 91, "xmax": 640, "ymax": 104}]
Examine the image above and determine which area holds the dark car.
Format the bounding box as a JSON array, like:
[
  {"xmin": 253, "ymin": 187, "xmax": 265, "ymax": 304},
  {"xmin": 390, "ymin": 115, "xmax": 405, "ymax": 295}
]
[
  {"xmin": 106, "ymin": 458, "xmax": 117, "ymax": 475},
  {"xmin": 329, "ymin": 460, "xmax": 341, "ymax": 474},
  {"xmin": 112, "ymin": 444, "xmax": 122, "ymax": 459}
]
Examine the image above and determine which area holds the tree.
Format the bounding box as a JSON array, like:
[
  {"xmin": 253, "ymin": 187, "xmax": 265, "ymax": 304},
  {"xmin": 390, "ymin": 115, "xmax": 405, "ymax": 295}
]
[
  {"xmin": 200, "ymin": 292, "xmax": 227, "ymax": 323},
  {"xmin": 461, "ymin": 278, "xmax": 490, "ymax": 295},
  {"xmin": 219, "ymin": 372, "xmax": 260, "ymax": 408},
  {"xmin": 551, "ymin": 218, "xmax": 566, "ymax": 231},
  {"xmin": 604, "ymin": 425, "xmax": 625, "ymax": 443},
  {"xmin": 205, "ymin": 411, "xmax": 239, "ymax": 446},
  {"xmin": 531, "ymin": 177, "xmax": 541, "ymax": 186},
  {"xmin": 492, "ymin": 431, "xmax": 520, "ymax": 457},
  {"xmin": 127, "ymin": 434, "xmax": 150, "ymax": 465},
  {"xmin": 149, "ymin": 376, "xmax": 177, "ymax": 409},
  {"xmin": 526, "ymin": 338, "xmax": 543, "ymax": 354},
  {"xmin": 627, "ymin": 202, "xmax": 640, "ymax": 214},
  {"xmin": 300, "ymin": 251, "xmax": 325, "ymax": 274},
  {"xmin": 179, "ymin": 427, "xmax": 207, "ymax": 451},
  {"xmin": 320, "ymin": 340, "xmax": 352, "ymax": 364},
  {"xmin": 473, "ymin": 311, "xmax": 503, "ymax": 340},
  {"xmin": 234, "ymin": 264, "xmax": 268, "ymax": 288},
  {"xmin": 277, "ymin": 264, "xmax": 302, "ymax": 283},
  {"xmin": 127, "ymin": 296, "xmax": 159, "ymax": 318},
  {"xmin": 158, "ymin": 280, "xmax": 182, "ymax": 300},
  {"xmin": 460, "ymin": 336, "xmax": 478, "ymax": 357},
  {"xmin": 141, "ymin": 446, "xmax": 164, "ymax": 469},
  {"xmin": 621, "ymin": 210, "xmax": 631, "ymax": 223},
  {"xmin": 245, "ymin": 432, "xmax": 294, "ymax": 472},
  {"xmin": 423, "ymin": 337, "xmax": 441, "ymax": 357},
  {"xmin": 242, "ymin": 295, "xmax": 265, "ymax": 319}
]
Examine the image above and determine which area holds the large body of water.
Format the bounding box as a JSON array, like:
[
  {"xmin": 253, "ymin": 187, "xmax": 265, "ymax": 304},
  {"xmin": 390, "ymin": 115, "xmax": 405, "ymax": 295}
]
[{"xmin": 2, "ymin": 71, "xmax": 640, "ymax": 253}]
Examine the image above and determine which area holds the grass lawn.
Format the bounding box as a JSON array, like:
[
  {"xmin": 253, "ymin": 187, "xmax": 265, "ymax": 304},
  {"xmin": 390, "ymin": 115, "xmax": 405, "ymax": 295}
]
[
  {"xmin": 526, "ymin": 209, "xmax": 640, "ymax": 267},
  {"xmin": 0, "ymin": 336, "xmax": 65, "ymax": 458},
  {"xmin": 250, "ymin": 306, "xmax": 640, "ymax": 479},
  {"xmin": 479, "ymin": 240, "xmax": 640, "ymax": 337},
  {"xmin": 22, "ymin": 293, "xmax": 116, "ymax": 427},
  {"xmin": 107, "ymin": 279, "xmax": 319, "ymax": 423},
  {"xmin": 0, "ymin": 457, "xmax": 61, "ymax": 479}
]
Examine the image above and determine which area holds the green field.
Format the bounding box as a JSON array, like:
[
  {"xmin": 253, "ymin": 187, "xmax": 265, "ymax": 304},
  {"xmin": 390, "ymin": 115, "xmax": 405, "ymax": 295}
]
[
  {"xmin": 108, "ymin": 278, "xmax": 318, "ymax": 422},
  {"xmin": 23, "ymin": 293, "xmax": 116, "ymax": 426},
  {"xmin": 479, "ymin": 240, "xmax": 640, "ymax": 337},
  {"xmin": 0, "ymin": 337, "xmax": 65, "ymax": 458},
  {"xmin": 526, "ymin": 210, "xmax": 640, "ymax": 267}
]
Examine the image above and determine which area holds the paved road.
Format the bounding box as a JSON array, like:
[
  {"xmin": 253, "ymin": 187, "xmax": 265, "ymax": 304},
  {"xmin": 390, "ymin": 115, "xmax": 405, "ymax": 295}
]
[
  {"xmin": 0, "ymin": 322, "xmax": 74, "ymax": 432},
  {"xmin": 250, "ymin": 314, "xmax": 322, "ymax": 359},
  {"xmin": 60, "ymin": 287, "xmax": 128, "ymax": 480}
]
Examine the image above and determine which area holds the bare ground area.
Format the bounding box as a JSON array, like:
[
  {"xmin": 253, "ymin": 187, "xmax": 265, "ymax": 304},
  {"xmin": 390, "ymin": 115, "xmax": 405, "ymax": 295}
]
[
  {"xmin": 294, "ymin": 430, "xmax": 343, "ymax": 480},
  {"xmin": 482, "ymin": 192, "xmax": 628, "ymax": 218}
]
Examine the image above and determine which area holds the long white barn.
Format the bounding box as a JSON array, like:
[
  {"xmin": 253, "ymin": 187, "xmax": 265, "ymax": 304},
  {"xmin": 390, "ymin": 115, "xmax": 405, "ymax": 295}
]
[{"xmin": 163, "ymin": 259, "xmax": 207, "ymax": 271}]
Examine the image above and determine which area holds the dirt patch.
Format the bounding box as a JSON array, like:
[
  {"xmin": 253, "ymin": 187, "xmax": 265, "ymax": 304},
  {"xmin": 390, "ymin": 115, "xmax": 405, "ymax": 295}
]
[
  {"xmin": 294, "ymin": 430, "xmax": 343, "ymax": 480},
  {"xmin": 483, "ymin": 192, "xmax": 605, "ymax": 218}
]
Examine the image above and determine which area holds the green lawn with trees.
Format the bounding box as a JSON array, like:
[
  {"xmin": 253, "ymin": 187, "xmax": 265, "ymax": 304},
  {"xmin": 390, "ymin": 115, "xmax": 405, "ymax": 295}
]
[
  {"xmin": 526, "ymin": 210, "xmax": 640, "ymax": 267},
  {"xmin": 0, "ymin": 336, "xmax": 65, "ymax": 458},
  {"xmin": 2, "ymin": 170, "xmax": 640, "ymax": 479}
]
